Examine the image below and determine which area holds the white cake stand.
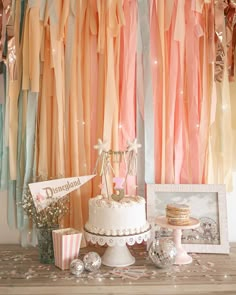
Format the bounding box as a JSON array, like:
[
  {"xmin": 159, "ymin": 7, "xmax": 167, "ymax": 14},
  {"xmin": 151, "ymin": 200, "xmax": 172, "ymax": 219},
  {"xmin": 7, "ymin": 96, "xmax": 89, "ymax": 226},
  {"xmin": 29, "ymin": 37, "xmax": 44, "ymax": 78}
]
[
  {"xmin": 155, "ymin": 216, "xmax": 200, "ymax": 265},
  {"xmin": 84, "ymin": 228, "xmax": 151, "ymax": 267}
]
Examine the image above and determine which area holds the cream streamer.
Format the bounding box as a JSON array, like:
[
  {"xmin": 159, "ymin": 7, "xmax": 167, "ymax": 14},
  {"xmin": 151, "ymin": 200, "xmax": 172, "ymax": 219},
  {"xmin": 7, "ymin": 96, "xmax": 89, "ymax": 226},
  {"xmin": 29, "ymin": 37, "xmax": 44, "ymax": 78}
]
[{"xmin": 156, "ymin": 0, "xmax": 166, "ymax": 183}]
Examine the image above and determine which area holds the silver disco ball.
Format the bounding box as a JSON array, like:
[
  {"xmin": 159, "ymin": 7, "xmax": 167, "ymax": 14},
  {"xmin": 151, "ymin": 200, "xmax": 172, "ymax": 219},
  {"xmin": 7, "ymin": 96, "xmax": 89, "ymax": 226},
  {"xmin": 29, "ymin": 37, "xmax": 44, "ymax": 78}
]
[
  {"xmin": 70, "ymin": 259, "xmax": 84, "ymax": 276},
  {"xmin": 148, "ymin": 238, "xmax": 177, "ymax": 268},
  {"xmin": 83, "ymin": 252, "xmax": 102, "ymax": 272}
]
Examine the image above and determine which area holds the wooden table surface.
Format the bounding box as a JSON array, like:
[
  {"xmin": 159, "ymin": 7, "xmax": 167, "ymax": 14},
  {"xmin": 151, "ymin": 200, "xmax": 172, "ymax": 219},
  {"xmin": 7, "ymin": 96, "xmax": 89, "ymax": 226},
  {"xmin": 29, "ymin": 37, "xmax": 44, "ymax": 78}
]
[{"xmin": 0, "ymin": 243, "xmax": 236, "ymax": 295}]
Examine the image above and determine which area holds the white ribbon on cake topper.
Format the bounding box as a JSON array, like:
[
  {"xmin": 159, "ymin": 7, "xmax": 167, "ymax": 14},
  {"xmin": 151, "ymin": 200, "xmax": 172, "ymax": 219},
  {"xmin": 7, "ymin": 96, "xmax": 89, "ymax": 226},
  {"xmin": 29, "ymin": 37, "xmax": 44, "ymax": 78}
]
[{"xmin": 126, "ymin": 138, "xmax": 141, "ymax": 176}]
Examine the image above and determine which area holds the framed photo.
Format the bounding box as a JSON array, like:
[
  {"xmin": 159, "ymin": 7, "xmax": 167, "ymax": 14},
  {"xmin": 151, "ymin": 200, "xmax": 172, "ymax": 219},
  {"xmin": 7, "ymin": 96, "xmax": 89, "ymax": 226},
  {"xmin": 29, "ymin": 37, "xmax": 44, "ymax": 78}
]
[{"xmin": 147, "ymin": 184, "xmax": 229, "ymax": 254}]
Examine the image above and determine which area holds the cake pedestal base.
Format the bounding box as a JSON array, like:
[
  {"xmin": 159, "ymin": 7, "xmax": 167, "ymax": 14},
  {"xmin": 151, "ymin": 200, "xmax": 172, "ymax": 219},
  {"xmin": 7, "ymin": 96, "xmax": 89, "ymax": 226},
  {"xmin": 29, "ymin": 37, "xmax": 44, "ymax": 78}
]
[
  {"xmin": 102, "ymin": 245, "xmax": 135, "ymax": 267},
  {"xmin": 155, "ymin": 217, "xmax": 200, "ymax": 265},
  {"xmin": 173, "ymin": 229, "xmax": 193, "ymax": 264},
  {"xmin": 84, "ymin": 229, "xmax": 151, "ymax": 267}
]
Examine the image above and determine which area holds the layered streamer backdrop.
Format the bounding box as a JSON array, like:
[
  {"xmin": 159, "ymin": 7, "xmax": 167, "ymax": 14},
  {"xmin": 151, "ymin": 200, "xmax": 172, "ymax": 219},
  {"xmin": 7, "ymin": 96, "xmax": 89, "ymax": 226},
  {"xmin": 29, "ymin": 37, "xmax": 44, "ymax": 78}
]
[{"xmin": 0, "ymin": 0, "xmax": 236, "ymax": 244}]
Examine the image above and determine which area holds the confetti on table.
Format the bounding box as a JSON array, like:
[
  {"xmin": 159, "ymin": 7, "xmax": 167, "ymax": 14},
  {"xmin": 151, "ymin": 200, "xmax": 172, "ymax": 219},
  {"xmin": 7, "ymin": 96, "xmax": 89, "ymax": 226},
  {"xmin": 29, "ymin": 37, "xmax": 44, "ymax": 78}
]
[{"xmin": 109, "ymin": 266, "xmax": 155, "ymax": 280}]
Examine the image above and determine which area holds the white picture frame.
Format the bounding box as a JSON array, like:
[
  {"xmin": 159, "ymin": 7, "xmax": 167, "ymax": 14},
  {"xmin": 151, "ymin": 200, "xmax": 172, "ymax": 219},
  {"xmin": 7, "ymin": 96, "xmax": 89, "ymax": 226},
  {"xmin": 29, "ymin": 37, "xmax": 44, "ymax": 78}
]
[{"xmin": 147, "ymin": 184, "xmax": 229, "ymax": 254}]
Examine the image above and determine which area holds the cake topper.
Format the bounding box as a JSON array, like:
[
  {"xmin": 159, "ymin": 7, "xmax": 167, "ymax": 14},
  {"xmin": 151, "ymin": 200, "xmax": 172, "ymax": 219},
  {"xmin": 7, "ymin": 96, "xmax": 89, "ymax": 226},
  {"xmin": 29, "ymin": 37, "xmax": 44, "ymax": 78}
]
[
  {"xmin": 93, "ymin": 138, "xmax": 141, "ymax": 201},
  {"xmin": 94, "ymin": 139, "xmax": 108, "ymax": 155},
  {"xmin": 126, "ymin": 138, "xmax": 141, "ymax": 178},
  {"xmin": 127, "ymin": 138, "xmax": 142, "ymax": 153},
  {"xmin": 111, "ymin": 177, "xmax": 125, "ymax": 201}
]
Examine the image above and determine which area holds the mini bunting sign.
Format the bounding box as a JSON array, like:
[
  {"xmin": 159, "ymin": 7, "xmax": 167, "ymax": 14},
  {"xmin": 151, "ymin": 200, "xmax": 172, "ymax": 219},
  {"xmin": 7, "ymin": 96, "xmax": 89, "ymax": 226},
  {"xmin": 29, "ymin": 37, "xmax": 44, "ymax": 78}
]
[{"xmin": 28, "ymin": 175, "xmax": 96, "ymax": 211}]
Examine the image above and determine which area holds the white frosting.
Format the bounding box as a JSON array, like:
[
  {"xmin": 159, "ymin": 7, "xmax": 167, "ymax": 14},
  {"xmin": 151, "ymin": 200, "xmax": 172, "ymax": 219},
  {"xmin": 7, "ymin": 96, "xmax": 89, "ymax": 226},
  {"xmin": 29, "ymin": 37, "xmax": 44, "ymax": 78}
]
[{"xmin": 85, "ymin": 195, "xmax": 150, "ymax": 236}]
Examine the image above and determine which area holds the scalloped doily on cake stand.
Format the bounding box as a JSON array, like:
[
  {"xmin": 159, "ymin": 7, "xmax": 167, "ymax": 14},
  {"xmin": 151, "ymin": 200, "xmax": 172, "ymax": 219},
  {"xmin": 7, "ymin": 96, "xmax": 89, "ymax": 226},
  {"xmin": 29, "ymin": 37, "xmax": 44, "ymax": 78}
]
[
  {"xmin": 155, "ymin": 216, "xmax": 200, "ymax": 265},
  {"xmin": 84, "ymin": 228, "xmax": 151, "ymax": 267}
]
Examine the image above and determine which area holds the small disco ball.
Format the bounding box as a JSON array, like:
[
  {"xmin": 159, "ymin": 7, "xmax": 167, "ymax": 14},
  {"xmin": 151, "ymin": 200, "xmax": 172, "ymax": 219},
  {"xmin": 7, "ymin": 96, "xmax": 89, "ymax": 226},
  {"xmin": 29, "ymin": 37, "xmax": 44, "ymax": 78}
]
[
  {"xmin": 148, "ymin": 238, "xmax": 177, "ymax": 268},
  {"xmin": 70, "ymin": 259, "xmax": 84, "ymax": 276},
  {"xmin": 83, "ymin": 252, "xmax": 102, "ymax": 272}
]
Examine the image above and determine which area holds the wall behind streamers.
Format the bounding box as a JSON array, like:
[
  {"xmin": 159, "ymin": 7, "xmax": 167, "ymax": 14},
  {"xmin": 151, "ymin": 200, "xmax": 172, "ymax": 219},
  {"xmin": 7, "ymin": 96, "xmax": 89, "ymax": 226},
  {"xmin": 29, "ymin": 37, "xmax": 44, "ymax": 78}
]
[{"xmin": 0, "ymin": 0, "xmax": 236, "ymax": 245}]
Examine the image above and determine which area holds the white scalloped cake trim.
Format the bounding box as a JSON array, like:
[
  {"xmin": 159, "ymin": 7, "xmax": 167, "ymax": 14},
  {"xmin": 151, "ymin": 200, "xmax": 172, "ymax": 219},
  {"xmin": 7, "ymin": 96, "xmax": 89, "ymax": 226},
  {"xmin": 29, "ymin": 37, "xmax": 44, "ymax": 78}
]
[
  {"xmin": 89, "ymin": 195, "xmax": 145, "ymax": 208},
  {"xmin": 85, "ymin": 221, "xmax": 150, "ymax": 236}
]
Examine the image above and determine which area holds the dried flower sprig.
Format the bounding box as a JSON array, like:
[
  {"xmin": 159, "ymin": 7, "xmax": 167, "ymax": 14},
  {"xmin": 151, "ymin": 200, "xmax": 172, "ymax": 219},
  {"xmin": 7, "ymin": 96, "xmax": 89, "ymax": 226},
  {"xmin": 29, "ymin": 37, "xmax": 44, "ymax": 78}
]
[{"xmin": 21, "ymin": 188, "xmax": 69, "ymax": 228}]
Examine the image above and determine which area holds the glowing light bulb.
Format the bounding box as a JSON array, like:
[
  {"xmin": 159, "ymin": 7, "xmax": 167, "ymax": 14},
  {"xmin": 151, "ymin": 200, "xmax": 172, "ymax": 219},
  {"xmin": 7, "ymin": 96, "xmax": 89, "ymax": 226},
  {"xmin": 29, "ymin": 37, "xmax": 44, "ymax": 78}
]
[
  {"xmin": 118, "ymin": 124, "xmax": 123, "ymax": 129},
  {"xmin": 154, "ymin": 60, "xmax": 158, "ymax": 65},
  {"xmin": 82, "ymin": 121, "xmax": 85, "ymax": 125}
]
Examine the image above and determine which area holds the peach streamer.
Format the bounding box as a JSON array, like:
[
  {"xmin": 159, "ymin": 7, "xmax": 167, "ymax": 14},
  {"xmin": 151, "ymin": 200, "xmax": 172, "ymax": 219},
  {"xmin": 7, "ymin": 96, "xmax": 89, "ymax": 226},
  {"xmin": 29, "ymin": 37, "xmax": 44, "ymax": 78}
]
[
  {"xmin": 198, "ymin": 2, "xmax": 215, "ymax": 183},
  {"xmin": 183, "ymin": 1, "xmax": 202, "ymax": 183},
  {"xmin": 102, "ymin": 0, "xmax": 125, "ymax": 151},
  {"xmin": 119, "ymin": 0, "xmax": 137, "ymax": 151},
  {"xmin": 173, "ymin": 0, "xmax": 185, "ymax": 184},
  {"xmin": 67, "ymin": 1, "xmax": 90, "ymax": 242},
  {"xmin": 118, "ymin": 0, "xmax": 137, "ymax": 194},
  {"xmin": 156, "ymin": 0, "xmax": 167, "ymax": 184},
  {"xmin": 150, "ymin": 0, "xmax": 162, "ymax": 183},
  {"xmin": 164, "ymin": 1, "xmax": 178, "ymax": 184},
  {"xmin": 89, "ymin": 0, "xmax": 100, "ymax": 197},
  {"xmin": 37, "ymin": 26, "xmax": 53, "ymax": 179}
]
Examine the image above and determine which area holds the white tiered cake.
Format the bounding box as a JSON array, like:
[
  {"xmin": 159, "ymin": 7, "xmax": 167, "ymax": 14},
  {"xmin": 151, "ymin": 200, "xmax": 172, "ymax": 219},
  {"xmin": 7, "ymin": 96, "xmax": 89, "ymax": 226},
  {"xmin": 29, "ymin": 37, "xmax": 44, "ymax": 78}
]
[
  {"xmin": 85, "ymin": 139, "xmax": 150, "ymax": 266},
  {"xmin": 85, "ymin": 195, "xmax": 149, "ymax": 236}
]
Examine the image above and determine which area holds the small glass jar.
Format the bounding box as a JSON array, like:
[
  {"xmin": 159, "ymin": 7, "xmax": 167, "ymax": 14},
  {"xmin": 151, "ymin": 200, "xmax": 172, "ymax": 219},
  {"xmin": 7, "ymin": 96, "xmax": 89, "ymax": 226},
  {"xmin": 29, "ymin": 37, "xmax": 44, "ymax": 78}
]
[{"xmin": 36, "ymin": 225, "xmax": 59, "ymax": 264}]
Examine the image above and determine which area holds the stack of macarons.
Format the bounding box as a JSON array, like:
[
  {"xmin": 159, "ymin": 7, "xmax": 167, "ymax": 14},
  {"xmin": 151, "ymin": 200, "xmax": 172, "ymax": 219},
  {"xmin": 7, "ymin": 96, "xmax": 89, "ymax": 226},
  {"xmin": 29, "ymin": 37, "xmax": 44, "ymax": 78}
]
[{"xmin": 166, "ymin": 203, "xmax": 190, "ymax": 226}]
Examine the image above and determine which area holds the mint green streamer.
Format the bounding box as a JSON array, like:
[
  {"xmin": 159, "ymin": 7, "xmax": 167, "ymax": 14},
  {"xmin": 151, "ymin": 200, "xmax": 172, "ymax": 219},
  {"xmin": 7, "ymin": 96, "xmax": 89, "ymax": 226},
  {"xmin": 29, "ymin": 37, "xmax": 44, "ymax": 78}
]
[
  {"xmin": 0, "ymin": 63, "xmax": 9, "ymax": 191},
  {"xmin": 15, "ymin": 91, "xmax": 25, "ymax": 229},
  {"xmin": 21, "ymin": 91, "xmax": 38, "ymax": 246},
  {"xmin": 137, "ymin": 0, "xmax": 155, "ymax": 184}
]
